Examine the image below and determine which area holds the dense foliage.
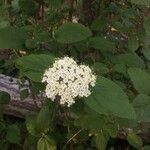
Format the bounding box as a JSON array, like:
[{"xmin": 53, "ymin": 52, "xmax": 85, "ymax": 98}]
[{"xmin": 0, "ymin": 0, "xmax": 150, "ymax": 149}]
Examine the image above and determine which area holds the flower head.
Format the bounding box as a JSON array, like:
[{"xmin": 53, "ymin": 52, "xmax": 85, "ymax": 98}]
[{"xmin": 42, "ymin": 57, "xmax": 96, "ymax": 107}]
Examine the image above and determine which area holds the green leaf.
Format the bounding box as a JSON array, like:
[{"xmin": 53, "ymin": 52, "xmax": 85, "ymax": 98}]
[
  {"xmin": 111, "ymin": 53, "xmax": 145, "ymax": 68},
  {"xmin": 55, "ymin": 23, "xmax": 92, "ymax": 43},
  {"xmin": 127, "ymin": 132, "xmax": 143, "ymax": 149},
  {"xmin": 143, "ymin": 47, "xmax": 150, "ymax": 61},
  {"xmin": 92, "ymin": 62, "xmax": 109, "ymax": 75},
  {"xmin": 6, "ymin": 124, "xmax": 21, "ymax": 144},
  {"xmin": 15, "ymin": 54, "xmax": 54, "ymax": 82},
  {"xmin": 26, "ymin": 115, "xmax": 38, "ymax": 136},
  {"xmin": 128, "ymin": 35, "xmax": 139, "ymax": 52},
  {"xmin": 37, "ymin": 136, "xmax": 56, "ymax": 150},
  {"xmin": 143, "ymin": 146, "xmax": 150, "ymax": 150},
  {"xmin": 85, "ymin": 77, "xmax": 136, "ymax": 119},
  {"xmin": 95, "ymin": 133, "xmax": 109, "ymax": 150},
  {"xmin": 0, "ymin": 20, "xmax": 10, "ymax": 29},
  {"xmin": 0, "ymin": 91, "xmax": 10, "ymax": 105},
  {"xmin": 131, "ymin": 0, "xmax": 150, "ymax": 5},
  {"xmin": 89, "ymin": 37, "xmax": 116, "ymax": 52},
  {"xmin": 20, "ymin": 89, "xmax": 29, "ymax": 100},
  {"xmin": 0, "ymin": 27, "xmax": 27, "ymax": 49},
  {"xmin": 133, "ymin": 94, "xmax": 150, "ymax": 122},
  {"xmin": 91, "ymin": 17, "xmax": 107, "ymax": 31},
  {"xmin": 19, "ymin": 0, "xmax": 36, "ymax": 16},
  {"xmin": 113, "ymin": 64, "xmax": 128, "ymax": 77},
  {"xmin": 144, "ymin": 17, "xmax": 150, "ymax": 35},
  {"xmin": 48, "ymin": 0, "xmax": 62, "ymax": 8},
  {"xmin": 128, "ymin": 68, "xmax": 150, "ymax": 95},
  {"xmin": 75, "ymin": 111, "xmax": 118, "ymax": 137},
  {"xmin": 36, "ymin": 101, "xmax": 55, "ymax": 132}
]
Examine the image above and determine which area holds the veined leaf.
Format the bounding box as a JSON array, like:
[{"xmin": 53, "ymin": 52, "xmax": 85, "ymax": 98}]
[
  {"xmin": 55, "ymin": 23, "xmax": 92, "ymax": 43},
  {"xmin": 133, "ymin": 94, "xmax": 150, "ymax": 122},
  {"xmin": 89, "ymin": 37, "xmax": 116, "ymax": 52},
  {"xmin": 85, "ymin": 77, "xmax": 136, "ymax": 119},
  {"xmin": 15, "ymin": 54, "xmax": 54, "ymax": 82},
  {"xmin": 0, "ymin": 91, "xmax": 10, "ymax": 105},
  {"xmin": 0, "ymin": 27, "xmax": 27, "ymax": 49},
  {"xmin": 127, "ymin": 132, "xmax": 143, "ymax": 149},
  {"xmin": 131, "ymin": 0, "xmax": 150, "ymax": 5},
  {"xmin": 37, "ymin": 136, "xmax": 56, "ymax": 150},
  {"xmin": 128, "ymin": 68, "xmax": 150, "ymax": 95}
]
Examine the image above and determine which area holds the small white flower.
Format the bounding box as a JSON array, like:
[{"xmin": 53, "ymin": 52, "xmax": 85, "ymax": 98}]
[{"xmin": 42, "ymin": 57, "xmax": 96, "ymax": 107}]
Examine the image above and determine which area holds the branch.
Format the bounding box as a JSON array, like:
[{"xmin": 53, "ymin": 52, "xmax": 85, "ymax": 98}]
[{"xmin": 0, "ymin": 74, "xmax": 42, "ymax": 118}]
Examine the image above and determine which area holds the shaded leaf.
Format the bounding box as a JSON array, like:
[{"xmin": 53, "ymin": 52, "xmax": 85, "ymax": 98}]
[
  {"xmin": 55, "ymin": 23, "xmax": 92, "ymax": 43},
  {"xmin": 37, "ymin": 135, "xmax": 56, "ymax": 150},
  {"xmin": 89, "ymin": 37, "xmax": 116, "ymax": 52},
  {"xmin": 20, "ymin": 89, "xmax": 29, "ymax": 100},
  {"xmin": 143, "ymin": 146, "xmax": 150, "ymax": 150},
  {"xmin": 133, "ymin": 94, "xmax": 150, "ymax": 122},
  {"xmin": 95, "ymin": 133, "xmax": 109, "ymax": 150},
  {"xmin": 127, "ymin": 132, "xmax": 143, "ymax": 149},
  {"xmin": 131, "ymin": 0, "xmax": 150, "ymax": 5},
  {"xmin": 144, "ymin": 17, "xmax": 150, "ymax": 35},
  {"xmin": 36, "ymin": 101, "xmax": 55, "ymax": 132},
  {"xmin": 0, "ymin": 91, "xmax": 10, "ymax": 105},
  {"xmin": 92, "ymin": 62, "xmax": 109, "ymax": 75},
  {"xmin": 6, "ymin": 124, "xmax": 21, "ymax": 144},
  {"xmin": 0, "ymin": 27, "xmax": 27, "ymax": 49},
  {"xmin": 128, "ymin": 68, "xmax": 150, "ymax": 95},
  {"xmin": 26, "ymin": 115, "xmax": 38, "ymax": 136},
  {"xmin": 111, "ymin": 53, "xmax": 145, "ymax": 68},
  {"xmin": 128, "ymin": 35, "xmax": 139, "ymax": 52}
]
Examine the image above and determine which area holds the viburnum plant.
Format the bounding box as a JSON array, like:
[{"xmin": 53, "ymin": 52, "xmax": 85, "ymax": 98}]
[{"xmin": 0, "ymin": 0, "xmax": 150, "ymax": 150}]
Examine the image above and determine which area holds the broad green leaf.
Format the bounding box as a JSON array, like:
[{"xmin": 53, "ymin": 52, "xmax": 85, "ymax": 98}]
[
  {"xmin": 143, "ymin": 146, "xmax": 150, "ymax": 150},
  {"xmin": 0, "ymin": 91, "xmax": 10, "ymax": 105},
  {"xmin": 6, "ymin": 124, "xmax": 21, "ymax": 144},
  {"xmin": 26, "ymin": 115, "xmax": 38, "ymax": 136},
  {"xmin": 75, "ymin": 112, "xmax": 118, "ymax": 137},
  {"xmin": 89, "ymin": 37, "xmax": 116, "ymax": 52},
  {"xmin": 144, "ymin": 17, "xmax": 150, "ymax": 35},
  {"xmin": 127, "ymin": 132, "xmax": 143, "ymax": 149},
  {"xmin": 15, "ymin": 54, "xmax": 54, "ymax": 82},
  {"xmin": 113, "ymin": 63, "xmax": 128, "ymax": 78},
  {"xmin": 49, "ymin": 0, "xmax": 62, "ymax": 8},
  {"xmin": 85, "ymin": 77, "xmax": 136, "ymax": 119},
  {"xmin": 0, "ymin": 20, "xmax": 10, "ymax": 29},
  {"xmin": 143, "ymin": 48, "xmax": 150, "ymax": 61},
  {"xmin": 12, "ymin": 0, "xmax": 20, "ymax": 12},
  {"xmin": 92, "ymin": 62, "xmax": 109, "ymax": 75},
  {"xmin": 26, "ymin": 101, "xmax": 55, "ymax": 135},
  {"xmin": 55, "ymin": 23, "xmax": 92, "ymax": 43},
  {"xmin": 128, "ymin": 35, "xmax": 139, "ymax": 52},
  {"xmin": 91, "ymin": 17, "xmax": 107, "ymax": 31},
  {"xmin": 24, "ymin": 135, "xmax": 38, "ymax": 150},
  {"xmin": 133, "ymin": 94, "xmax": 150, "ymax": 122},
  {"xmin": 0, "ymin": 27, "xmax": 27, "ymax": 49},
  {"xmin": 141, "ymin": 35, "xmax": 150, "ymax": 60},
  {"xmin": 131, "ymin": 0, "xmax": 150, "ymax": 5},
  {"xmin": 111, "ymin": 53, "xmax": 145, "ymax": 68},
  {"xmin": 95, "ymin": 133, "xmax": 109, "ymax": 150},
  {"xmin": 37, "ymin": 136, "xmax": 56, "ymax": 150},
  {"xmin": 128, "ymin": 68, "xmax": 150, "ymax": 95},
  {"xmin": 20, "ymin": 89, "xmax": 29, "ymax": 100},
  {"xmin": 19, "ymin": 0, "xmax": 36, "ymax": 16},
  {"xmin": 36, "ymin": 101, "xmax": 55, "ymax": 132}
]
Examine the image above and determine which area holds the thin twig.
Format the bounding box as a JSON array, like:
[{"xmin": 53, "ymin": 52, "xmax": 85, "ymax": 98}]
[{"xmin": 62, "ymin": 129, "xmax": 83, "ymax": 150}]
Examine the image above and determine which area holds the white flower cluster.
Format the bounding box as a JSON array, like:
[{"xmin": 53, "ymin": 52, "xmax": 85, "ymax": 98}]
[{"xmin": 42, "ymin": 57, "xmax": 96, "ymax": 107}]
